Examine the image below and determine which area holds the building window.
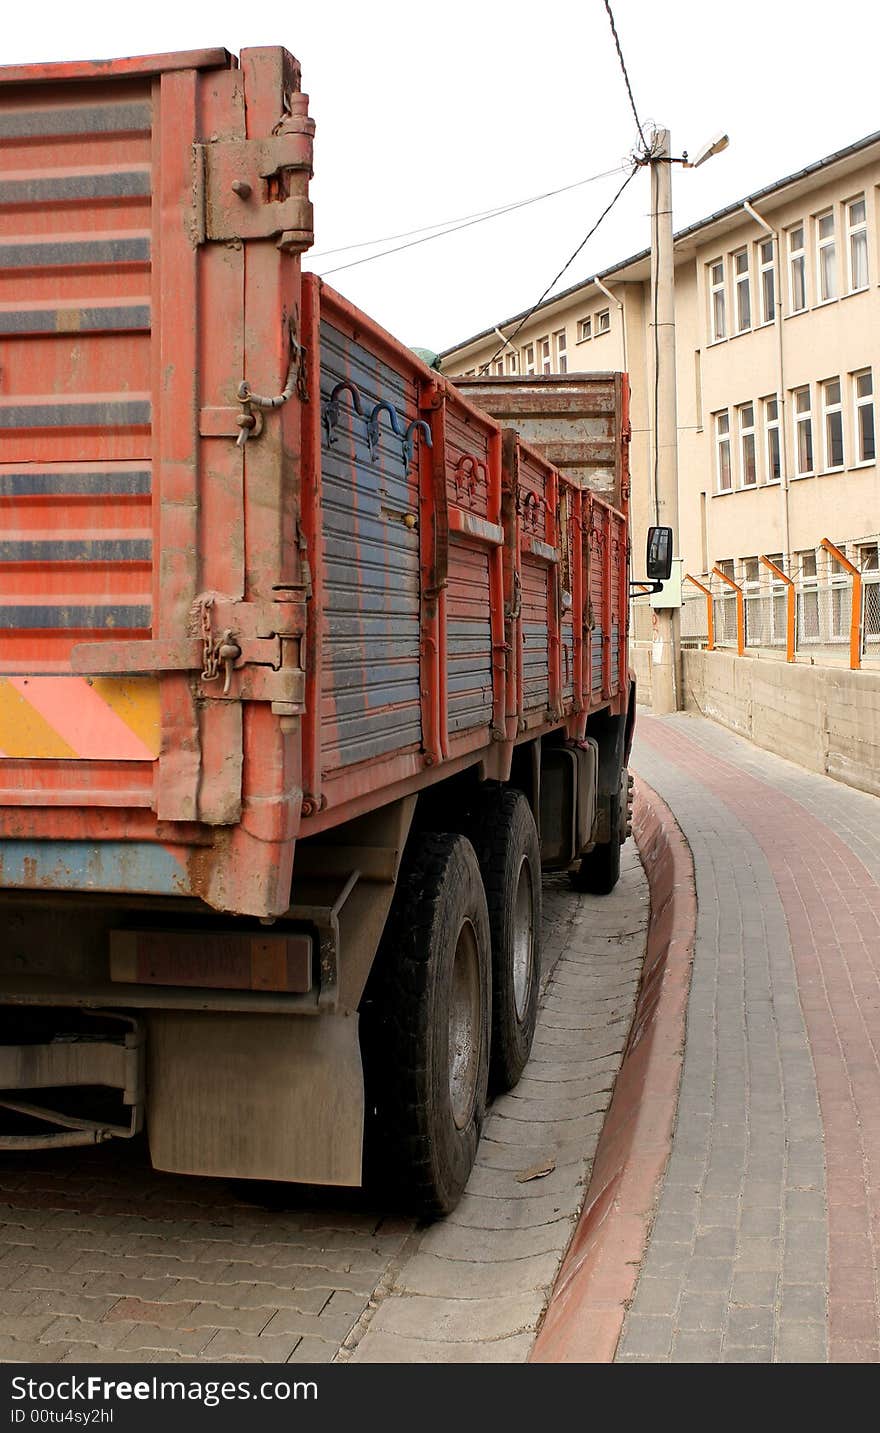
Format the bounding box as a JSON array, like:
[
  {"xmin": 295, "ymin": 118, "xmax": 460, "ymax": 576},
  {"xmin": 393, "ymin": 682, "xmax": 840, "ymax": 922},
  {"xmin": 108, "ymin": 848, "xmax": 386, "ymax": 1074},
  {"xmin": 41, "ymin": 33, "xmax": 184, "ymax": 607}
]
[
  {"xmin": 505, "ymin": 350, "xmax": 518, "ymax": 374},
  {"xmin": 793, "ymin": 385, "xmax": 813, "ymax": 475},
  {"xmin": 759, "ymin": 239, "xmax": 775, "ymax": 324},
  {"xmin": 715, "ymin": 410, "xmax": 732, "ymax": 491},
  {"xmin": 491, "ymin": 358, "xmax": 504, "ymax": 376},
  {"xmin": 538, "ymin": 336, "xmax": 551, "ymax": 375},
  {"xmin": 709, "ymin": 260, "xmax": 726, "ymax": 340},
  {"xmin": 554, "ymin": 330, "xmax": 567, "ymax": 374},
  {"xmin": 523, "ymin": 343, "xmax": 535, "ymax": 375},
  {"xmin": 822, "ymin": 378, "xmax": 844, "ymax": 469},
  {"xmin": 578, "ymin": 317, "xmax": 592, "ymax": 342},
  {"xmin": 788, "ymin": 224, "xmax": 806, "ymax": 312},
  {"xmin": 596, "ymin": 308, "xmax": 611, "ymax": 335},
  {"xmin": 738, "ymin": 402, "xmax": 757, "ymax": 486},
  {"xmin": 763, "ymin": 395, "xmax": 781, "ymax": 481},
  {"xmin": 854, "ymin": 369, "xmax": 875, "ymax": 462},
  {"xmin": 797, "ymin": 549, "xmax": 820, "ymax": 642},
  {"xmin": 847, "ymin": 197, "xmax": 869, "ymax": 292},
  {"xmin": 733, "ymin": 248, "xmax": 751, "ymax": 332},
  {"xmin": 816, "ymin": 211, "xmax": 837, "ymax": 302},
  {"xmin": 859, "ymin": 542, "xmax": 879, "ymax": 572}
]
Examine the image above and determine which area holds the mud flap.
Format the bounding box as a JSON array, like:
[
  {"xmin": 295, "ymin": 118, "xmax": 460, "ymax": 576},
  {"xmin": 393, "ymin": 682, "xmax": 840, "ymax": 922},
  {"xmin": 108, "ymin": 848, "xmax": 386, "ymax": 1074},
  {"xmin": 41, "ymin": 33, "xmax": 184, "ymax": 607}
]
[{"xmin": 146, "ymin": 1010, "xmax": 364, "ymax": 1186}]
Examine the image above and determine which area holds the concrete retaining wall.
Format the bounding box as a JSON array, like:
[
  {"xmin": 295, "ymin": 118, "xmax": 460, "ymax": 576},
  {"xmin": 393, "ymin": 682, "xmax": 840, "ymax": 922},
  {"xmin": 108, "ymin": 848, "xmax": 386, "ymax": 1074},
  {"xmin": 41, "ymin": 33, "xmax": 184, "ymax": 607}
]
[{"xmin": 681, "ymin": 649, "xmax": 880, "ymax": 799}]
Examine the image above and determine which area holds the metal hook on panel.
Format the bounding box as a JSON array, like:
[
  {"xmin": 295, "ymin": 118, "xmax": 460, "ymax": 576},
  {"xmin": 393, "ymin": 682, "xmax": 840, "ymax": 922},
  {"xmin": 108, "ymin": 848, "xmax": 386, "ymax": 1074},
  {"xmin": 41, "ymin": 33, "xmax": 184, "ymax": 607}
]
[
  {"xmin": 402, "ymin": 419, "xmax": 432, "ymax": 470},
  {"xmin": 322, "ymin": 380, "xmax": 364, "ymax": 449},
  {"xmin": 453, "ymin": 454, "xmax": 487, "ymax": 506},
  {"xmin": 366, "ymin": 400, "xmax": 404, "ymax": 461}
]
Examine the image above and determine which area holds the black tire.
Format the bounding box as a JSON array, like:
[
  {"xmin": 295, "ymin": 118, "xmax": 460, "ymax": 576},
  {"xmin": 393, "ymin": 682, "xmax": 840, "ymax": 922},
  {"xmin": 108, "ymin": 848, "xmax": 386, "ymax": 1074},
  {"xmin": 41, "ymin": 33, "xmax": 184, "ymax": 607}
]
[
  {"xmin": 465, "ymin": 788, "xmax": 541, "ymax": 1093},
  {"xmin": 569, "ymin": 769, "xmax": 627, "ymax": 895},
  {"xmin": 360, "ymin": 831, "xmax": 491, "ymax": 1218},
  {"xmin": 568, "ymin": 819, "xmax": 622, "ymax": 894}
]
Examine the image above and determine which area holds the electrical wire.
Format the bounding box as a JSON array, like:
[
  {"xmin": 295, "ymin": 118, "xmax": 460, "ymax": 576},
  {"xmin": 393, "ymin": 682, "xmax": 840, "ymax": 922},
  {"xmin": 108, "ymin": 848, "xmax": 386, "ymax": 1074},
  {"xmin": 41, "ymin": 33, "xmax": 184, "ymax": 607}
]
[
  {"xmin": 312, "ymin": 164, "xmax": 630, "ymax": 276},
  {"xmin": 477, "ymin": 164, "xmax": 639, "ymax": 374},
  {"xmin": 602, "ymin": 0, "xmax": 649, "ymax": 158},
  {"xmin": 309, "ymin": 165, "xmax": 628, "ymax": 261}
]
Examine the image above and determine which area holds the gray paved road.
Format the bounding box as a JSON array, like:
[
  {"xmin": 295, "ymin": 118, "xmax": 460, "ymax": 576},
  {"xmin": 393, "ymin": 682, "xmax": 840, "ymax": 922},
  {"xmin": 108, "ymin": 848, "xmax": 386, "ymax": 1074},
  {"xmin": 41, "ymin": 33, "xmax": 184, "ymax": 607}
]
[{"xmin": 0, "ymin": 851, "xmax": 648, "ymax": 1363}]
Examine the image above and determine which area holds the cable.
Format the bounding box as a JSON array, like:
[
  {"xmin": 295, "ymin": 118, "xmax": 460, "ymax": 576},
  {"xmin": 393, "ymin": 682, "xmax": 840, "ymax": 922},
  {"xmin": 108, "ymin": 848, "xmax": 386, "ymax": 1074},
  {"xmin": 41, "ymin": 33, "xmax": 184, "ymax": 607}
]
[
  {"xmin": 603, "ymin": 0, "xmax": 649, "ymax": 157},
  {"xmin": 477, "ymin": 164, "xmax": 639, "ymax": 374},
  {"xmin": 309, "ymin": 166, "xmax": 627, "ymax": 261},
  {"xmin": 313, "ymin": 164, "xmax": 630, "ymax": 277}
]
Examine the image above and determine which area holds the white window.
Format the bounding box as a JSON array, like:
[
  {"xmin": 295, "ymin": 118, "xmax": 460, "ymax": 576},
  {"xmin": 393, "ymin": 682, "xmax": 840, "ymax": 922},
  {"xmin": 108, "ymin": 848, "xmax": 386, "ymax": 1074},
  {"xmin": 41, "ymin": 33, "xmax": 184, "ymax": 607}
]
[
  {"xmin": 709, "ymin": 260, "xmax": 726, "ymax": 340},
  {"xmin": 578, "ymin": 316, "xmax": 592, "ymax": 342},
  {"xmin": 763, "ymin": 395, "xmax": 781, "ymax": 482},
  {"xmin": 854, "ymin": 369, "xmax": 875, "ymax": 462},
  {"xmin": 491, "ymin": 358, "xmax": 504, "ymax": 376},
  {"xmin": 596, "ymin": 308, "xmax": 611, "ymax": 335},
  {"xmin": 858, "ymin": 542, "xmax": 879, "ymax": 572},
  {"xmin": 847, "ymin": 197, "xmax": 868, "ymax": 292},
  {"xmin": 554, "ymin": 329, "xmax": 567, "ymax": 373},
  {"xmin": 822, "ymin": 378, "xmax": 844, "ymax": 470},
  {"xmin": 715, "ymin": 410, "xmax": 732, "ymax": 491},
  {"xmin": 793, "ymin": 385, "xmax": 813, "ymax": 475},
  {"xmin": 539, "ymin": 336, "xmax": 552, "ymax": 375},
  {"xmin": 759, "ymin": 239, "xmax": 775, "ymax": 324},
  {"xmin": 738, "ymin": 402, "xmax": 757, "ymax": 486},
  {"xmin": 523, "ymin": 343, "xmax": 535, "ymax": 375},
  {"xmin": 817, "ymin": 211, "xmax": 837, "ymax": 302},
  {"xmin": 733, "ymin": 248, "xmax": 751, "ymax": 332},
  {"xmin": 788, "ymin": 224, "xmax": 806, "ymax": 312},
  {"xmin": 716, "ymin": 558, "xmax": 735, "ymax": 580},
  {"xmin": 505, "ymin": 350, "xmax": 518, "ymax": 374}
]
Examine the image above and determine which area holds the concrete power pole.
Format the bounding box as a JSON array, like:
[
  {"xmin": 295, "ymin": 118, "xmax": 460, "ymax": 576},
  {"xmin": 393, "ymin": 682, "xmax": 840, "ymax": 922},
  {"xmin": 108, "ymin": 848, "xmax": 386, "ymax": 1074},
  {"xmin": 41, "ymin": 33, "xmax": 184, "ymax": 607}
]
[{"xmin": 648, "ymin": 128, "xmax": 682, "ymax": 714}]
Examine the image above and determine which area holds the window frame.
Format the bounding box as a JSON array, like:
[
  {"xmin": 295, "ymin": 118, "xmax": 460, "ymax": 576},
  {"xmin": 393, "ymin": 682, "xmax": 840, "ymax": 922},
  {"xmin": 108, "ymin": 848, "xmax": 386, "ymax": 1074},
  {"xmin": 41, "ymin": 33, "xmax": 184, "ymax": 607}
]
[
  {"xmin": 816, "ymin": 209, "xmax": 837, "ymax": 303},
  {"xmin": 539, "ymin": 335, "xmax": 552, "ymax": 375},
  {"xmin": 793, "ymin": 384, "xmax": 814, "ymax": 476},
  {"xmin": 758, "ymin": 238, "xmax": 775, "ymax": 325},
  {"xmin": 853, "ymin": 368, "xmax": 875, "ymax": 464},
  {"xmin": 788, "ymin": 224, "xmax": 806, "ymax": 313},
  {"xmin": 715, "ymin": 409, "xmax": 733, "ymax": 492},
  {"xmin": 578, "ymin": 316, "xmax": 592, "ymax": 342},
  {"xmin": 821, "ymin": 377, "xmax": 845, "ymax": 471},
  {"xmin": 763, "ymin": 394, "xmax": 781, "ymax": 483},
  {"xmin": 846, "ymin": 196, "xmax": 869, "ymax": 293},
  {"xmin": 709, "ymin": 259, "xmax": 726, "ymax": 341},
  {"xmin": 523, "ymin": 342, "xmax": 536, "ymax": 376},
  {"xmin": 733, "ymin": 247, "xmax": 751, "ymax": 333},
  {"xmin": 595, "ymin": 308, "xmax": 611, "ymax": 336},
  {"xmin": 738, "ymin": 401, "xmax": 758, "ymax": 487},
  {"xmin": 554, "ymin": 329, "xmax": 567, "ymax": 373},
  {"xmin": 504, "ymin": 350, "xmax": 518, "ymax": 375}
]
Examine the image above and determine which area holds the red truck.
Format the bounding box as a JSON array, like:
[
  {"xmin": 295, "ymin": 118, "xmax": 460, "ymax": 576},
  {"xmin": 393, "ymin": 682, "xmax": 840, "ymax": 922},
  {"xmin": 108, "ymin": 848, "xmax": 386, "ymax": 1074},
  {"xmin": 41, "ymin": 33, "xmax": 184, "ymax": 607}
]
[{"xmin": 0, "ymin": 45, "xmax": 655, "ymax": 1214}]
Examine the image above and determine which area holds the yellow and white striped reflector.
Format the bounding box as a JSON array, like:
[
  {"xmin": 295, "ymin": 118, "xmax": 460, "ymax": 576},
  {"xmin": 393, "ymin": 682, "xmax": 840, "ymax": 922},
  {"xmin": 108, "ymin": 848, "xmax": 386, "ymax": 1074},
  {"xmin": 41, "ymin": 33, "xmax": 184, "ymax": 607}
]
[{"xmin": 0, "ymin": 676, "xmax": 160, "ymax": 761}]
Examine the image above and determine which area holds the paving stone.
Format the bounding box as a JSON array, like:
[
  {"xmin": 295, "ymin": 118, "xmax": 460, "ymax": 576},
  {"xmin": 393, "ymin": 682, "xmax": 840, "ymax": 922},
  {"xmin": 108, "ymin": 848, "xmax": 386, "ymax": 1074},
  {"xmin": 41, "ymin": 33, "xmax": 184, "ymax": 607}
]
[
  {"xmin": 350, "ymin": 1331, "xmax": 535, "ymax": 1363},
  {"xmin": 396, "ymin": 1250, "xmax": 560, "ymax": 1299}
]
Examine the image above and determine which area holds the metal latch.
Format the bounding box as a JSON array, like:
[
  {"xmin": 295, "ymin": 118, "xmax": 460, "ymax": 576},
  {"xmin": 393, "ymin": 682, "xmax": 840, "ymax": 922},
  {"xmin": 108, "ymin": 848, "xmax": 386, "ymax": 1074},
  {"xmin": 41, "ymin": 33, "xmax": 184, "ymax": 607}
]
[{"xmin": 196, "ymin": 98, "xmax": 315, "ymax": 251}]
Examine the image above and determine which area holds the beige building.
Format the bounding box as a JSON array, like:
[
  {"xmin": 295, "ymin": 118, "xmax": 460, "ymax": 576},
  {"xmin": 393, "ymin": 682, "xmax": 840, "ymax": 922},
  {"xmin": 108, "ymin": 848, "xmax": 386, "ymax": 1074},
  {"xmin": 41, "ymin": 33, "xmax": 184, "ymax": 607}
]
[{"xmin": 442, "ymin": 131, "xmax": 880, "ymax": 622}]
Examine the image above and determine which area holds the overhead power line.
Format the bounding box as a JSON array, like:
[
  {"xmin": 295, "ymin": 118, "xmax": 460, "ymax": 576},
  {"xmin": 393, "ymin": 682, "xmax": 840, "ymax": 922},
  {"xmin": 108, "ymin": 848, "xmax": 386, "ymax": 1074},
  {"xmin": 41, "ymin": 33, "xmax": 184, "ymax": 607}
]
[
  {"xmin": 478, "ymin": 163, "xmax": 639, "ymax": 374},
  {"xmin": 602, "ymin": 0, "xmax": 649, "ymax": 157},
  {"xmin": 312, "ymin": 163, "xmax": 630, "ymax": 277}
]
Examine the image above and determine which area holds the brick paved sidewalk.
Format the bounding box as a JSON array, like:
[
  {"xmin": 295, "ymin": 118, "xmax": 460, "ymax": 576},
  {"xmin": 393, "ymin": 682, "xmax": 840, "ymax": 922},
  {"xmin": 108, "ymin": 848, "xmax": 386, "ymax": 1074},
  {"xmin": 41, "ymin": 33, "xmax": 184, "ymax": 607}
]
[{"xmin": 618, "ymin": 712, "xmax": 880, "ymax": 1364}]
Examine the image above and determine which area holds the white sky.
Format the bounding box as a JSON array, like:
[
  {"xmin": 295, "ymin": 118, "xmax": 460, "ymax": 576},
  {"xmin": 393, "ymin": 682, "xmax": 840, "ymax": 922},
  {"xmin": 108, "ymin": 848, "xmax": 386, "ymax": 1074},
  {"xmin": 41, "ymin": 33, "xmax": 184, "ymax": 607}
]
[{"xmin": 6, "ymin": 1, "xmax": 880, "ymax": 352}]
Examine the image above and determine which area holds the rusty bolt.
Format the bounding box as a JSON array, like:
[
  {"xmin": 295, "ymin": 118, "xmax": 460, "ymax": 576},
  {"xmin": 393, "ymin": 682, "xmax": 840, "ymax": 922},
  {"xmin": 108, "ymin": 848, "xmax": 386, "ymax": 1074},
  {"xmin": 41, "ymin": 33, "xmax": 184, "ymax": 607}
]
[
  {"xmin": 423, "ymin": 753, "xmax": 437, "ymax": 767},
  {"xmin": 231, "ymin": 180, "xmax": 252, "ymax": 200}
]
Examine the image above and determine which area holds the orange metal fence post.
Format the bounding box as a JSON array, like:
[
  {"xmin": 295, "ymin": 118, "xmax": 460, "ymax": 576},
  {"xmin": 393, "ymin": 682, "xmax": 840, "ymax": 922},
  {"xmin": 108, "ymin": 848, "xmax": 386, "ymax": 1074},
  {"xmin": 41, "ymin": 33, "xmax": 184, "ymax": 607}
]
[
  {"xmin": 684, "ymin": 574, "xmax": 715, "ymax": 651},
  {"xmin": 821, "ymin": 539, "xmax": 862, "ymax": 670},
  {"xmin": 759, "ymin": 554, "xmax": 796, "ymax": 662},
  {"xmin": 712, "ymin": 566, "xmax": 745, "ymax": 656}
]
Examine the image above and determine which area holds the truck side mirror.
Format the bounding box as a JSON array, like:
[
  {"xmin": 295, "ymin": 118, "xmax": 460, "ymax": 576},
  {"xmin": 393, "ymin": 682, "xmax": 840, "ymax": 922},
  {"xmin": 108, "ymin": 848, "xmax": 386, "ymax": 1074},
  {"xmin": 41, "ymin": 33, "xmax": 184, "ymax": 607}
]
[{"xmin": 646, "ymin": 526, "xmax": 673, "ymax": 581}]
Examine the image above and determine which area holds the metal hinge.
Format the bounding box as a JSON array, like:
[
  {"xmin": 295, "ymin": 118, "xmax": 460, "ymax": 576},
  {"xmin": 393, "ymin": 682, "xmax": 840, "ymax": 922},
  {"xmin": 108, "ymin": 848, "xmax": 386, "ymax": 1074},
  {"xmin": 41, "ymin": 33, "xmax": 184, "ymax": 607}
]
[{"xmin": 195, "ymin": 101, "xmax": 315, "ymax": 251}]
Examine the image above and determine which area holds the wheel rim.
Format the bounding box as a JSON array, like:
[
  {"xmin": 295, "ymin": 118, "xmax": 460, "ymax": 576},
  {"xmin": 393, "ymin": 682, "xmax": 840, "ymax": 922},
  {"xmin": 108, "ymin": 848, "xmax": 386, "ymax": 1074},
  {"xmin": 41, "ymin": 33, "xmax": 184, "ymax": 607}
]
[
  {"xmin": 448, "ymin": 918, "xmax": 481, "ymax": 1130},
  {"xmin": 512, "ymin": 856, "xmax": 535, "ymax": 1022}
]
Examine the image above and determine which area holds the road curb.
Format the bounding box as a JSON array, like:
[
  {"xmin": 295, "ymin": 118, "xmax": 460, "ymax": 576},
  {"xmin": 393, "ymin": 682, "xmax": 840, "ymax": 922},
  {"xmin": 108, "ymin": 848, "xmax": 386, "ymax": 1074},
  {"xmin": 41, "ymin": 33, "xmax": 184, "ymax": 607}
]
[{"xmin": 529, "ymin": 774, "xmax": 696, "ymax": 1362}]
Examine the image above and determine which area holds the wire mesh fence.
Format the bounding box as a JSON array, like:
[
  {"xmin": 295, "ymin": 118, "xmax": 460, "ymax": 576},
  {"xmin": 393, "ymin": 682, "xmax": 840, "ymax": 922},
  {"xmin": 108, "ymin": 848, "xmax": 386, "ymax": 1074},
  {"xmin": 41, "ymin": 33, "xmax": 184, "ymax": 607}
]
[{"xmin": 631, "ymin": 556, "xmax": 880, "ymax": 669}]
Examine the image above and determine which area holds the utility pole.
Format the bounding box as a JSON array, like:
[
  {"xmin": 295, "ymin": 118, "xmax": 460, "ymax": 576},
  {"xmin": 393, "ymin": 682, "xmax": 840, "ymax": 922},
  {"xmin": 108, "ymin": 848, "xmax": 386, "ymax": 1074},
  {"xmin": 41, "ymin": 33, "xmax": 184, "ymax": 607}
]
[{"xmin": 648, "ymin": 127, "xmax": 681, "ymax": 714}]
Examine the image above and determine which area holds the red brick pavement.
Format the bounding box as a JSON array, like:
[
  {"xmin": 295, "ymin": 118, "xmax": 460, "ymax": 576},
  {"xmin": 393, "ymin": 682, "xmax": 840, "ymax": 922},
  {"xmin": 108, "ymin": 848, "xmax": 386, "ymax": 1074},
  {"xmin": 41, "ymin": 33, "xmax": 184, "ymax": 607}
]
[{"xmin": 640, "ymin": 718, "xmax": 880, "ymax": 1362}]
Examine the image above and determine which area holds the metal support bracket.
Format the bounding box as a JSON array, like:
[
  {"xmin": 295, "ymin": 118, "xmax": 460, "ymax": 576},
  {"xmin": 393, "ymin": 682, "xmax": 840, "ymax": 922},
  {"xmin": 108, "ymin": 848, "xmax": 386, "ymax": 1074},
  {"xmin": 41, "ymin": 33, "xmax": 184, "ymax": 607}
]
[{"xmin": 196, "ymin": 106, "xmax": 315, "ymax": 250}]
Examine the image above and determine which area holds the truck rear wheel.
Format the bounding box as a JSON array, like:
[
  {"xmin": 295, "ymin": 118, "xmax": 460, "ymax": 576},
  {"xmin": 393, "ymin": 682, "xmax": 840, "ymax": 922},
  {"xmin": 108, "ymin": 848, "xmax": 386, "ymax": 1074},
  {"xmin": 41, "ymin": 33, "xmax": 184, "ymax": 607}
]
[
  {"xmin": 569, "ymin": 767, "xmax": 629, "ymax": 896},
  {"xmin": 360, "ymin": 831, "xmax": 491, "ymax": 1217},
  {"xmin": 467, "ymin": 788, "xmax": 541, "ymax": 1093}
]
